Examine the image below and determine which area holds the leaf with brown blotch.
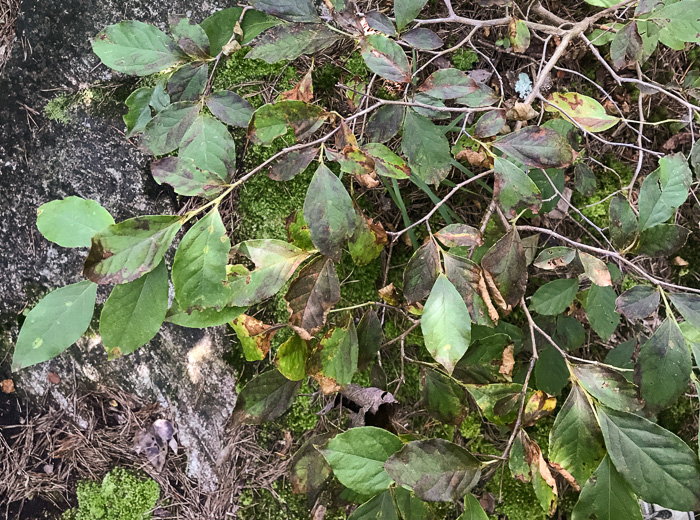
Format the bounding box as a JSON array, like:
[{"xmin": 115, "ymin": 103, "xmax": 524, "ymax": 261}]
[
  {"xmin": 268, "ymin": 147, "xmax": 319, "ymax": 182},
  {"xmin": 278, "ymin": 66, "xmax": 314, "ymax": 102},
  {"xmin": 533, "ymin": 247, "xmax": 576, "ymax": 270},
  {"xmin": 378, "ymin": 283, "xmax": 400, "ymax": 306},
  {"xmin": 480, "ymin": 229, "xmax": 528, "ymax": 311},
  {"xmin": 285, "ymin": 256, "xmax": 340, "ymax": 334},
  {"xmin": 499, "ymin": 344, "xmax": 515, "ymax": 378},
  {"xmin": 443, "ymin": 251, "xmax": 497, "ymax": 326},
  {"xmin": 307, "ymin": 320, "xmax": 358, "ymax": 394},
  {"xmin": 521, "ymin": 390, "xmax": 557, "ymax": 427},
  {"xmin": 230, "ymin": 314, "xmax": 278, "ymax": 361},
  {"xmin": 434, "ymin": 224, "xmax": 483, "ymax": 248},
  {"xmin": 578, "ymin": 251, "xmax": 612, "ymax": 287},
  {"xmin": 494, "ymin": 126, "xmax": 575, "ymax": 169}
]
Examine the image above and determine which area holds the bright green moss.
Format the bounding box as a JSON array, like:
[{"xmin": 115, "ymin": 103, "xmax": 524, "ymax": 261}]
[
  {"xmin": 44, "ymin": 94, "xmax": 74, "ymax": 123},
  {"xmin": 61, "ymin": 468, "xmax": 159, "ymax": 520},
  {"xmin": 452, "ymin": 49, "xmax": 479, "ymax": 71},
  {"xmin": 573, "ymin": 155, "xmax": 634, "ymax": 230}
]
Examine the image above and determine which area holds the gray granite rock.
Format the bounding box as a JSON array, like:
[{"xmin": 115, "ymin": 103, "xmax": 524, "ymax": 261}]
[{"xmin": 0, "ymin": 0, "xmax": 236, "ymax": 490}]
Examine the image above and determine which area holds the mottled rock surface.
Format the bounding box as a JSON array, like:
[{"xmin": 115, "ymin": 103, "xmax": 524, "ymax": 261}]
[{"xmin": 0, "ymin": 0, "xmax": 235, "ymax": 489}]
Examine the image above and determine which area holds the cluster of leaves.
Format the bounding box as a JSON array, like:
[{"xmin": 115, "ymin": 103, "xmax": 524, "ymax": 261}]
[{"xmin": 14, "ymin": 0, "xmax": 700, "ymax": 518}]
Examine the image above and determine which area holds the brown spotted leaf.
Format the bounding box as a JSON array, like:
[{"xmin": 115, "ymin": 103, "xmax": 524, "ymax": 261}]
[
  {"xmin": 230, "ymin": 369, "xmax": 301, "ymax": 426},
  {"xmin": 230, "ymin": 314, "xmax": 278, "ymax": 361},
  {"xmin": 285, "ymin": 256, "xmax": 340, "ymax": 333},
  {"xmin": 418, "ymin": 68, "xmax": 478, "ymax": 99},
  {"xmin": 279, "ymin": 66, "xmax": 314, "ymax": 102},
  {"xmin": 308, "ymin": 320, "xmax": 358, "ymax": 394},
  {"xmin": 434, "ymin": 224, "xmax": 483, "ymax": 248},
  {"xmin": 84, "ymin": 216, "xmax": 182, "ymax": 285},
  {"xmin": 533, "ymin": 247, "xmax": 576, "ymax": 270},
  {"xmin": 494, "ymin": 126, "xmax": 575, "ymax": 169},
  {"xmin": 250, "ymin": 100, "xmax": 327, "ymax": 144},
  {"xmin": 268, "ymin": 147, "xmax": 318, "ymax": 181},
  {"xmin": 480, "ymin": 229, "xmax": 528, "ymax": 311},
  {"xmin": 578, "ymin": 251, "xmax": 612, "ymax": 287}
]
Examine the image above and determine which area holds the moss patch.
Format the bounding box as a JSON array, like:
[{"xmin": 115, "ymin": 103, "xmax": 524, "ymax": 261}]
[{"xmin": 61, "ymin": 467, "xmax": 159, "ymax": 520}]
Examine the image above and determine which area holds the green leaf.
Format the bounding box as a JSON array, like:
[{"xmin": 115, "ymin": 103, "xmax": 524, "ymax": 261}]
[
  {"xmin": 638, "ymin": 153, "xmax": 692, "ymax": 231},
  {"xmin": 286, "ymin": 210, "xmax": 315, "ymax": 250},
  {"xmin": 12, "ymin": 281, "xmax": 97, "ymax": 371},
  {"xmin": 360, "ymin": 34, "xmax": 411, "ymax": 83},
  {"xmin": 92, "ymin": 21, "xmax": 185, "ymax": 76},
  {"xmin": 250, "ymin": 100, "xmax": 327, "ymax": 144},
  {"xmin": 402, "ymin": 110, "xmax": 452, "ymax": 185},
  {"xmin": 421, "ymin": 274, "xmax": 472, "ymax": 374},
  {"xmin": 545, "ymin": 92, "xmax": 620, "ymax": 132},
  {"xmin": 36, "ymin": 197, "xmax": 114, "ymax": 248},
  {"xmin": 141, "ymin": 101, "xmax": 200, "ymax": 155},
  {"xmin": 124, "ymin": 87, "xmax": 154, "ymax": 137},
  {"xmin": 230, "ymin": 369, "xmax": 301, "ymax": 426},
  {"xmin": 421, "ymin": 367, "xmax": 468, "ymax": 425},
  {"xmin": 308, "ymin": 320, "xmax": 358, "ymax": 392},
  {"xmin": 531, "ymin": 279, "xmax": 579, "ymax": 316},
  {"xmin": 365, "ymin": 10, "xmax": 397, "ymax": 36},
  {"xmin": 635, "ymin": 223, "xmax": 689, "ymax": 257},
  {"xmin": 549, "ymin": 385, "xmax": 606, "ymax": 486},
  {"xmin": 165, "ymin": 302, "xmax": 245, "ymax": 328},
  {"xmin": 583, "ymin": 284, "xmax": 620, "ymax": 340},
  {"xmin": 178, "ymin": 114, "xmax": 236, "ymax": 181},
  {"xmin": 206, "ymin": 90, "xmax": 255, "ymax": 128},
  {"xmin": 609, "ymin": 194, "xmax": 638, "ymax": 249},
  {"xmin": 610, "ymin": 23, "xmax": 643, "ymax": 69},
  {"xmin": 571, "ymin": 455, "xmax": 643, "ymax": 520},
  {"xmin": 169, "ymin": 16, "xmax": 210, "ymax": 59},
  {"xmin": 100, "ymin": 260, "xmax": 168, "ymax": 356},
  {"xmin": 228, "ymin": 240, "xmax": 310, "ymax": 306},
  {"xmin": 357, "ymin": 308, "xmax": 383, "ymax": 367},
  {"xmin": 455, "ymin": 81, "xmax": 499, "ymax": 108},
  {"xmin": 167, "ymin": 62, "xmax": 208, "ymax": 103},
  {"xmin": 269, "ymin": 147, "xmax": 318, "ymax": 182},
  {"xmin": 384, "ymin": 439, "xmax": 482, "ymax": 502},
  {"xmin": 318, "ymin": 426, "xmax": 404, "ymax": 495},
  {"xmin": 459, "ymin": 493, "xmax": 489, "ymax": 520},
  {"xmin": 615, "ymin": 285, "xmax": 659, "ymax": 320},
  {"xmin": 348, "ymin": 490, "xmax": 398, "ymax": 520},
  {"xmin": 149, "ymin": 81, "xmax": 170, "ymax": 112},
  {"xmin": 84, "ymin": 215, "xmax": 181, "ymax": 285},
  {"xmin": 395, "ymin": 0, "xmax": 429, "ymax": 29},
  {"xmin": 150, "ymin": 156, "xmax": 226, "ymax": 198},
  {"xmin": 362, "ymin": 143, "xmax": 411, "ymax": 179},
  {"xmin": 247, "ymin": 0, "xmax": 319, "ymax": 22},
  {"xmin": 366, "ymin": 105, "xmax": 404, "ymax": 143},
  {"xmin": 494, "ymin": 126, "xmax": 575, "ymax": 169},
  {"xmin": 395, "ymin": 487, "xmax": 428, "ymax": 520},
  {"xmin": 303, "ymin": 164, "xmax": 356, "ymax": 261},
  {"xmin": 443, "ymin": 251, "xmax": 494, "ymax": 326},
  {"xmin": 572, "ymin": 364, "xmax": 644, "ymax": 412},
  {"xmin": 402, "ymin": 28, "xmax": 443, "ymax": 50},
  {"xmin": 670, "ymin": 293, "xmax": 700, "ymax": 330},
  {"xmin": 275, "ymin": 333, "xmax": 308, "ymax": 381},
  {"xmin": 172, "ymin": 209, "xmax": 231, "ymax": 311},
  {"xmin": 509, "ymin": 431, "xmax": 531, "ymax": 482},
  {"xmin": 645, "ymin": 0, "xmax": 700, "ymax": 43},
  {"xmin": 493, "ymin": 156, "xmax": 542, "ymax": 219},
  {"xmin": 201, "ymin": 8, "xmax": 280, "ymax": 53},
  {"xmin": 480, "ymin": 229, "xmax": 528, "ymax": 310},
  {"xmin": 246, "ymin": 23, "xmax": 339, "ymax": 63},
  {"xmin": 574, "ymin": 162, "xmax": 596, "ymax": 197},
  {"xmin": 636, "ymin": 318, "xmax": 691, "ymax": 413},
  {"xmin": 285, "ymin": 256, "xmax": 340, "ymax": 333},
  {"xmin": 598, "ymin": 406, "xmax": 700, "ymax": 511},
  {"xmin": 533, "ymin": 246, "xmax": 576, "ymax": 270},
  {"xmin": 418, "ymin": 69, "xmax": 477, "ymax": 99}
]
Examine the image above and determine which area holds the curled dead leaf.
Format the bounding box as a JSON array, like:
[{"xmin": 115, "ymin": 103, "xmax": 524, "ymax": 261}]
[
  {"xmin": 499, "ymin": 344, "xmax": 515, "ymax": 378},
  {"xmin": 1, "ymin": 379, "xmax": 15, "ymax": 393},
  {"xmin": 378, "ymin": 283, "xmax": 400, "ymax": 306},
  {"xmin": 478, "ymin": 271, "xmax": 501, "ymax": 323}
]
